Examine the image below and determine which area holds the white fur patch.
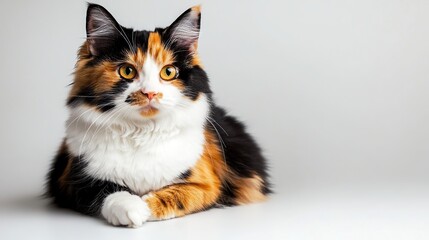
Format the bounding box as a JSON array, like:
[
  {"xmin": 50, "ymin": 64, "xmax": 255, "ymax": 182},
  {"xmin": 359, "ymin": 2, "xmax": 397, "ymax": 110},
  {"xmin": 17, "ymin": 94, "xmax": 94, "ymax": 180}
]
[
  {"xmin": 141, "ymin": 54, "xmax": 162, "ymax": 94},
  {"xmin": 66, "ymin": 93, "xmax": 209, "ymax": 195},
  {"xmin": 101, "ymin": 191, "xmax": 151, "ymax": 227}
]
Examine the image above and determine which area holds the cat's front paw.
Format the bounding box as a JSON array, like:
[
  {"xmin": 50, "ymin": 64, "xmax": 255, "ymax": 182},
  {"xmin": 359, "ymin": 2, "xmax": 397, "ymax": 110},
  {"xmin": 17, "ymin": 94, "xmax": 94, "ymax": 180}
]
[{"xmin": 101, "ymin": 191, "xmax": 151, "ymax": 228}]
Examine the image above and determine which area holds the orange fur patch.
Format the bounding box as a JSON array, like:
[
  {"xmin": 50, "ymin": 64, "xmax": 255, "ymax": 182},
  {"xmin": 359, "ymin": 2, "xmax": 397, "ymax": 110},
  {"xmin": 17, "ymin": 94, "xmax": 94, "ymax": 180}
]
[
  {"xmin": 92, "ymin": 62, "xmax": 122, "ymax": 92},
  {"xmin": 191, "ymin": 55, "xmax": 202, "ymax": 67},
  {"xmin": 127, "ymin": 92, "xmax": 149, "ymax": 106},
  {"xmin": 169, "ymin": 79, "xmax": 185, "ymax": 90},
  {"xmin": 192, "ymin": 5, "xmax": 201, "ymax": 13},
  {"xmin": 126, "ymin": 48, "xmax": 146, "ymax": 68},
  {"xmin": 140, "ymin": 107, "xmax": 159, "ymax": 117},
  {"xmin": 147, "ymin": 32, "xmax": 174, "ymax": 65},
  {"xmin": 231, "ymin": 175, "xmax": 267, "ymax": 205},
  {"xmin": 71, "ymin": 53, "xmax": 120, "ymax": 100}
]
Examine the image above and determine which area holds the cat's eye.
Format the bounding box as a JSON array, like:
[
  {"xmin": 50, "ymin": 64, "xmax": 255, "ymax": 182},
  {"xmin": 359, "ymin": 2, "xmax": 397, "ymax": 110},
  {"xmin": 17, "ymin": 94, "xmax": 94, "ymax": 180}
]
[
  {"xmin": 118, "ymin": 64, "xmax": 137, "ymax": 80},
  {"xmin": 160, "ymin": 65, "xmax": 178, "ymax": 81}
]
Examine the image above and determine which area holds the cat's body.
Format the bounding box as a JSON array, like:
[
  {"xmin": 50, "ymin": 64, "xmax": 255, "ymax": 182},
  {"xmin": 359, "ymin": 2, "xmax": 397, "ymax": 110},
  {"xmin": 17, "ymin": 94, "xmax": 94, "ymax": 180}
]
[{"xmin": 47, "ymin": 4, "xmax": 270, "ymax": 227}]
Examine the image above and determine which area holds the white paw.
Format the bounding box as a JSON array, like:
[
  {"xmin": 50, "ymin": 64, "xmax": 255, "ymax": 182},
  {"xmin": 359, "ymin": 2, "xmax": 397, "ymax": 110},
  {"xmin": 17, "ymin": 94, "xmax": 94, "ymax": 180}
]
[{"xmin": 101, "ymin": 191, "xmax": 151, "ymax": 228}]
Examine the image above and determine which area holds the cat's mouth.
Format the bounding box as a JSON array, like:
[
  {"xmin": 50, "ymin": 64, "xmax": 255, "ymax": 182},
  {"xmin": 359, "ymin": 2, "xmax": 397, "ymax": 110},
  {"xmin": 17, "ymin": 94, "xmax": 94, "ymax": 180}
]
[
  {"xmin": 126, "ymin": 91, "xmax": 161, "ymax": 117},
  {"xmin": 139, "ymin": 105, "xmax": 159, "ymax": 117}
]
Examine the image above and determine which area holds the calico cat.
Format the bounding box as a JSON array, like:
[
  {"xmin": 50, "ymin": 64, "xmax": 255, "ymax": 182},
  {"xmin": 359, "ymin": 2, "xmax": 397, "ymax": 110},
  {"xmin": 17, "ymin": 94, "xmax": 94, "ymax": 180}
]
[{"xmin": 47, "ymin": 3, "xmax": 270, "ymax": 227}]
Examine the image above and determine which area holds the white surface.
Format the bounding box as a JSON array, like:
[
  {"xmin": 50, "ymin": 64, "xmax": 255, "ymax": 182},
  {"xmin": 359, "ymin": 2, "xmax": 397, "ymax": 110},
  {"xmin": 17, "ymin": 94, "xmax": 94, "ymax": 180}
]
[
  {"xmin": 0, "ymin": 0, "xmax": 428, "ymax": 239},
  {"xmin": 1, "ymin": 184, "xmax": 428, "ymax": 240}
]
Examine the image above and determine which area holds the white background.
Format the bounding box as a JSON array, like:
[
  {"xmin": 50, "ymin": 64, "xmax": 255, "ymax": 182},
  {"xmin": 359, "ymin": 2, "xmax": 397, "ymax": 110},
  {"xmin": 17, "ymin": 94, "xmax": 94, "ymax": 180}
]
[{"xmin": 0, "ymin": 0, "xmax": 428, "ymax": 239}]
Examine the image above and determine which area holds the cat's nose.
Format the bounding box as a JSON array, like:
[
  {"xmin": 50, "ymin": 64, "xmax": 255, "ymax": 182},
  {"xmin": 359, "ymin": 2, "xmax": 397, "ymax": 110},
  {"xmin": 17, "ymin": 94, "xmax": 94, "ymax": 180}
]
[{"xmin": 142, "ymin": 91, "xmax": 158, "ymax": 101}]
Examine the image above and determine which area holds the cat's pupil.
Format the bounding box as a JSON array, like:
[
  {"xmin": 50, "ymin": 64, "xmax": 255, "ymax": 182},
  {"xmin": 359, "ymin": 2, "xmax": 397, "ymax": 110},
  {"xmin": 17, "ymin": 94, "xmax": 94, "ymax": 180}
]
[
  {"xmin": 126, "ymin": 67, "xmax": 132, "ymax": 75},
  {"xmin": 165, "ymin": 67, "xmax": 172, "ymax": 76}
]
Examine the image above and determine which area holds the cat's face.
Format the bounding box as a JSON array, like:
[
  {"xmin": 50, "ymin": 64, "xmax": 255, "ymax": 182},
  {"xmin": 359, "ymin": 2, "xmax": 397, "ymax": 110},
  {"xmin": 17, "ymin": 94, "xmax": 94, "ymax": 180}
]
[{"xmin": 68, "ymin": 4, "xmax": 210, "ymax": 125}]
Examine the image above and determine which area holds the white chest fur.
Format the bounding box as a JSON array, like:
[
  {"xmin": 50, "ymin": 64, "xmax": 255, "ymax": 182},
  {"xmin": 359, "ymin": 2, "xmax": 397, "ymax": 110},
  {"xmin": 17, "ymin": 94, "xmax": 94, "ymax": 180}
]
[{"xmin": 65, "ymin": 97, "xmax": 209, "ymax": 195}]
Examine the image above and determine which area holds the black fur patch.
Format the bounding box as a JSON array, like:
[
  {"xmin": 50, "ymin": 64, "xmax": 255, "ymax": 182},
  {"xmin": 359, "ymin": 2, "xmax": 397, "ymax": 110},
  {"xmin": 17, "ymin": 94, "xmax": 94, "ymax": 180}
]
[
  {"xmin": 158, "ymin": 198, "xmax": 167, "ymax": 207},
  {"xmin": 210, "ymin": 107, "xmax": 270, "ymax": 180},
  {"xmin": 176, "ymin": 199, "xmax": 184, "ymax": 210},
  {"xmin": 180, "ymin": 66, "xmax": 211, "ymax": 100},
  {"xmin": 217, "ymin": 181, "xmax": 237, "ymax": 206},
  {"xmin": 178, "ymin": 169, "xmax": 192, "ymax": 180}
]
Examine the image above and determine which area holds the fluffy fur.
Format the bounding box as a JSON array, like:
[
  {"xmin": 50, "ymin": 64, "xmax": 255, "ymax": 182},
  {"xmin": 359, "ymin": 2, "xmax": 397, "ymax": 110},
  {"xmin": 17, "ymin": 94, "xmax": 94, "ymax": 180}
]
[{"xmin": 47, "ymin": 4, "xmax": 270, "ymax": 227}]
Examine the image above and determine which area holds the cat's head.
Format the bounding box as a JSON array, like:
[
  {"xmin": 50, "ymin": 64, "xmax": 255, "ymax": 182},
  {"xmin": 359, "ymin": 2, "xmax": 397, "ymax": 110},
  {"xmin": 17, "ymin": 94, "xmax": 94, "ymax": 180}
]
[{"xmin": 68, "ymin": 4, "xmax": 210, "ymax": 127}]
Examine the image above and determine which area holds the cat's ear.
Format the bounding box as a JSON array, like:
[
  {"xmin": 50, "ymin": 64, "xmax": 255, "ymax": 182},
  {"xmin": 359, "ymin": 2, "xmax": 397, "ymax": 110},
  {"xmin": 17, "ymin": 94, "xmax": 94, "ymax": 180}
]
[
  {"xmin": 86, "ymin": 4, "xmax": 121, "ymax": 56},
  {"xmin": 164, "ymin": 6, "xmax": 201, "ymax": 53}
]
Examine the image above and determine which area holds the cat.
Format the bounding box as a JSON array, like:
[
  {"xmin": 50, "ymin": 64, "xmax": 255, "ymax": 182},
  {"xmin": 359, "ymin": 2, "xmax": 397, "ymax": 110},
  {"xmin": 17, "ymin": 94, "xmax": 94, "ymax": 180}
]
[{"xmin": 47, "ymin": 3, "xmax": 270, "ymax": 227}]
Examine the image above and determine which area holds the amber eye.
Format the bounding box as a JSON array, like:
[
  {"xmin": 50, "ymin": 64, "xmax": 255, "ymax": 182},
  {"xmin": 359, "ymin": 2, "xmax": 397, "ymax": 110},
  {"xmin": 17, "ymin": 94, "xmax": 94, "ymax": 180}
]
[
  {"xmin": 118, "ymin": 64, "xmax": 137, "ymax": 80},
  {"xmin": 160, "ymin": 65, "xmax": 178, "ymax": 81}
]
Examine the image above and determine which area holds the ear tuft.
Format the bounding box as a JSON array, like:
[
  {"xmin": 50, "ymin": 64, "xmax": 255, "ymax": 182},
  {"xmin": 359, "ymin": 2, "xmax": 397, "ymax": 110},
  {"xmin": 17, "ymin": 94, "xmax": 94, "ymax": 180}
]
[
  {"xmin": 165, "ymin": 6, "xmax": 201, "ymax": 52},
  {"xmin": 86, "ymin": 4, "xmax": 120, "ymax": 56}
]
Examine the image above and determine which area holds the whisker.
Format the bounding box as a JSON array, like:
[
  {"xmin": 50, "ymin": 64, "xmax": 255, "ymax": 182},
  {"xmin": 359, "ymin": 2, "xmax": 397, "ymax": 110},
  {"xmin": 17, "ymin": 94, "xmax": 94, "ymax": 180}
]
[
  {"xmin": 206, "ymin": 118, "xmax": 227, "ymax": 166},
  {"xmin": 77, "ymin": 109, "xmax": 109, "ymax": 160},
  {"xmin": 207, "ymin": 116, "xmax": 229, "ymax": 136},
  {"xmin": 85, "ymin": 106, "xmax": 129, "ymax": 161},
  {"xmin": 88, "ymin": 105, "xmax": 125, "ymax": 145},
  {"xmin": 66, "ymin": 102, "xmax": 116, "ymax": 130}
]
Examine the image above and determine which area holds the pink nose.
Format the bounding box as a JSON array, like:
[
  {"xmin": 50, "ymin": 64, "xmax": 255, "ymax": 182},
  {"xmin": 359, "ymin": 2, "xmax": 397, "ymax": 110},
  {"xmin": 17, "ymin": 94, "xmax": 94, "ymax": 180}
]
[{"xmin": 142, "ymin": 91, "xmax": 158, "ymax": 101}]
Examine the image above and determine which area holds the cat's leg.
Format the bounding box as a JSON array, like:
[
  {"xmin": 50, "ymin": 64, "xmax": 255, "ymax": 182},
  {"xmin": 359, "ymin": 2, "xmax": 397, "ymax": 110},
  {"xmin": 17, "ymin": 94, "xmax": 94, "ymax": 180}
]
[
  {"xmin": 143, "ymin": 181, "xmax": 221, "ymax": 220},
  {"xmin": 142, "ymin": 147, "xmax": 223, "ymax": 220}
]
